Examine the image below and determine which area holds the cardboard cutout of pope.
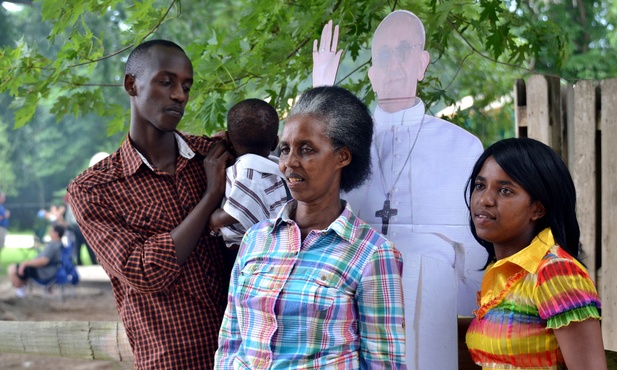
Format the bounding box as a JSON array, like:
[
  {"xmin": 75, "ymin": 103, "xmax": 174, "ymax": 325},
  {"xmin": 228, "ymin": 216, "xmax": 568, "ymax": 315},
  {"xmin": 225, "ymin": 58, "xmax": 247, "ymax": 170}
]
[{"xmin": 313, "ymin": 11, "xmax": 487, "ymax": 370}]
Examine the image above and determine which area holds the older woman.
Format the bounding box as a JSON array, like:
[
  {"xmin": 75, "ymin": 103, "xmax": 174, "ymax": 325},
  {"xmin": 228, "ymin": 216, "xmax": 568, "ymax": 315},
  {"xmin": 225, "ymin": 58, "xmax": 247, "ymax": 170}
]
[{"xmin": 215, "ymin": 86, "xmax": 406, "ymax": 369}]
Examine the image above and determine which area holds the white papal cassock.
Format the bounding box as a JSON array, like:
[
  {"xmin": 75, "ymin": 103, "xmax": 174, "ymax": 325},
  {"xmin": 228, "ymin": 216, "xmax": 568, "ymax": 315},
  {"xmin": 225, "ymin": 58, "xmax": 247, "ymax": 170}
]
[{"xmin": 344, "ymin": 100, "xmax": 487, "ymax": 370}]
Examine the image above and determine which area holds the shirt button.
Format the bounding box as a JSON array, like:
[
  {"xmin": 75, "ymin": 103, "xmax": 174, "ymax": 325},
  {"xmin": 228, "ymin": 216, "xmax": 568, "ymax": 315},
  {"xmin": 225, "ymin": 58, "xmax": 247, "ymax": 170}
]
[
  {"xmin": 321, "ymin": 275, "xmax": 327, "ymax": 281},
  {"xmin": 402, "ymin": 320, "xmax": 406, "ymax": 329}
]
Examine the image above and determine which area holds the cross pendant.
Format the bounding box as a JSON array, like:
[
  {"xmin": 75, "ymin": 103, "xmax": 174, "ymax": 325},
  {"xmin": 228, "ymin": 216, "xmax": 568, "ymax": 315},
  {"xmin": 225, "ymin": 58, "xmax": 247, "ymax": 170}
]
[{"xmin": 375, "ymin": 197, "xmax": 398, "ymax": 235}]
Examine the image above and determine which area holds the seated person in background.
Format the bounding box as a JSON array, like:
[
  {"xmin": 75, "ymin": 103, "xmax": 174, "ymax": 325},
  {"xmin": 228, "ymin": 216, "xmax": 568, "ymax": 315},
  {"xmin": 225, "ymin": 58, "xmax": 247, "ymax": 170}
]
[
  {"xmin": 209, "ymin": 98, "xmax": 289, "ymax": 250},
  {"xmin": 8, "ymin": 224, "xmax": 65, "ymax": 298}
]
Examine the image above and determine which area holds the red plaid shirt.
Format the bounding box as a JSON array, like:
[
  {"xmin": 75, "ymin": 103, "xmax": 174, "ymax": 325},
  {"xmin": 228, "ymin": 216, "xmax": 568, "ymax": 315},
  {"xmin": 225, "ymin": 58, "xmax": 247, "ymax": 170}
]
[{"xmin": 67, "ymin": 132, "xmax": 232, "ymax": 369}]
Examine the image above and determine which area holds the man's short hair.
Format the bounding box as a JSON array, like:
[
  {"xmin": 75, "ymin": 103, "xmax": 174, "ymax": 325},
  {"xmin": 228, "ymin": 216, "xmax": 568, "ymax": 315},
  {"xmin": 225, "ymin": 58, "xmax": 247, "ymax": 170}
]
[
  {"xmin": 52, "ymin": 224, "xmax": 65, "ymax": 239},
  {"xmin": 125, "ymin": 39, "xmax": 186, "ymax": 77},
  {"xmin": 227, "ymin": 99, "xmax": 279, "ymax": 153}
]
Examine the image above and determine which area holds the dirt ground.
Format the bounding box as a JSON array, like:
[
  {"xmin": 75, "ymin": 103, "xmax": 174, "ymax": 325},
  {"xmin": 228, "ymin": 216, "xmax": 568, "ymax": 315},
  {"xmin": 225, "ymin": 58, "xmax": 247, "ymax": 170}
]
[{"xmin": 0, "ymin": 270, "xmax": 132, "ymax": 370}]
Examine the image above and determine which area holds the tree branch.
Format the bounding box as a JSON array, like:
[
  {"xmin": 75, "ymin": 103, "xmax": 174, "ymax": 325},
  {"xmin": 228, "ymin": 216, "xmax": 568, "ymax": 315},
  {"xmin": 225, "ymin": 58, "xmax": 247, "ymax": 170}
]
[
  {"xmin": 446, "ymin": 17, "xmax": 574, "ymax": 83},
  {"xmin": 337, "ymin": 59, "xmax": 370, "ymax": 84},
  {"xmin": 442, "ymin": 51, "xmax": 473, "ymax": 91},
  {"xmin": 447, "ymin": 17, "xmax": 530, "ymax": 71},
  {"xmin": 67, "ymin": 0, "xmax": 180, "ymax": 69},
  {"xmin": 285, "ymin": 0, "xmax": 343, "ymax": 60}
]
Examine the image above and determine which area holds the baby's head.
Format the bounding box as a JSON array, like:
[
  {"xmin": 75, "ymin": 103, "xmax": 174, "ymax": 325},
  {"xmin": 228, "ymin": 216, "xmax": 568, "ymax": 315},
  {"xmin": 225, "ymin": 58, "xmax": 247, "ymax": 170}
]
[{"xmin": 227, "ymin": 99, "xmax": 280, "ymax": 157}]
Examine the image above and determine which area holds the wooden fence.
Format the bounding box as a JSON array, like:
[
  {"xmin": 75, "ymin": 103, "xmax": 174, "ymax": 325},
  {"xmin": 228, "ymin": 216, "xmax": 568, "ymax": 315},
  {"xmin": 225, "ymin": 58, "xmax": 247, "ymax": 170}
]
[{"xmin": 515, "ymin": 75, "xmax": 617, "ymax": 351}]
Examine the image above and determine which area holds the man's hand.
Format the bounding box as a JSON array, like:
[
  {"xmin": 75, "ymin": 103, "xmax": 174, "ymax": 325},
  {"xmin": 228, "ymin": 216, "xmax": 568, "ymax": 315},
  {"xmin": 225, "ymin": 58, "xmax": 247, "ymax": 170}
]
[
  {"xmin": 203, "ymin": 139, "xmax": 234, "ymax": 199},
  {"xmin": 312, "ymin": 20, "xmax": 343, "ymax": 87},
  {"xmin": 210, "ymin": 130, "xmax": 227, "ymax": 140}
]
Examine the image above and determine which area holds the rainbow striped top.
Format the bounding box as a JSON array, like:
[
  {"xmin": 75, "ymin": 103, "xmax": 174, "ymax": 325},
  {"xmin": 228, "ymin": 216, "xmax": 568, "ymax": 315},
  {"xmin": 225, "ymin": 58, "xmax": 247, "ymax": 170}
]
[{"xmin": 465, "ymin": 228, "xmax": 601, "ymax": 369}]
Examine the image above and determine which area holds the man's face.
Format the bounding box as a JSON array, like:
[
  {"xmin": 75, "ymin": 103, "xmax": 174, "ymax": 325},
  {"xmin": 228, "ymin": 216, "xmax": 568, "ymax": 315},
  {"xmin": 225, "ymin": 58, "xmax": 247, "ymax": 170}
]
[
  {"xmin": 368, "ymin": 14, "xmax": 429, "ymax": 113},
  {"xmin": 127, "ymin": 47, "xmax": 194, "ymax": 132}
]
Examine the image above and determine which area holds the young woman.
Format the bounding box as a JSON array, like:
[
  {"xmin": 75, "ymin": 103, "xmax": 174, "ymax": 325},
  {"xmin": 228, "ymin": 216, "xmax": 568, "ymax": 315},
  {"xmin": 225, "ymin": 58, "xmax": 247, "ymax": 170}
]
[{"xmin": 464, "ymin": 138, "xmax": 606, "ymax": 370}]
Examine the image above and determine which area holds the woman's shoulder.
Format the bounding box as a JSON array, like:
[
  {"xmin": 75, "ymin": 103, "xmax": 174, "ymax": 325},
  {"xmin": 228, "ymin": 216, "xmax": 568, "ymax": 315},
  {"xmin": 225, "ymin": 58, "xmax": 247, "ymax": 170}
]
[
  {"xmin": 245, "ymin": 217, "xmax": 279, "ymax": 235},
  {"xmin": 539, "ymin": 244, "xmax": 586, "ymax": 269},
  {"xmin": 536, "ymin": 244, "xmax": 593, "ymax": 283},
  {"xmin": 350, "ymin": 215, "xmax": 399, "ymax": 256}
]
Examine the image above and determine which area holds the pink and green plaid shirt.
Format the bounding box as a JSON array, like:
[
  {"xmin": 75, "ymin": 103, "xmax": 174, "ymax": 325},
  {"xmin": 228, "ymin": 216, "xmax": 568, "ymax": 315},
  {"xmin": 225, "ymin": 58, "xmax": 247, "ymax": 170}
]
[{"xmin": 215, "ymin": 200, "xmax": 406, "ymax": 369}]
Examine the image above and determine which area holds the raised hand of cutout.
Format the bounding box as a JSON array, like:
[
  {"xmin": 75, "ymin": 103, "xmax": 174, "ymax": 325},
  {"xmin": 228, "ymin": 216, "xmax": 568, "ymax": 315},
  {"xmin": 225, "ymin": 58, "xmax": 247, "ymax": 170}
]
[{"xmin": 312, "ymin": 20, "xmax": 343, "ymax": 87}]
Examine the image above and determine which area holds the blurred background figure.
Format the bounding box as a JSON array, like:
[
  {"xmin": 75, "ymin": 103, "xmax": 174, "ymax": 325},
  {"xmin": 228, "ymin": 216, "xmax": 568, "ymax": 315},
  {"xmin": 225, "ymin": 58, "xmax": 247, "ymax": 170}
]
[
  {"xmin": 0, "ymin": 191, "xmax": 10, "ymax": 271},
  {"xmin": 8, "ymin": 224, "xmax": 65, "ymax": 298}
]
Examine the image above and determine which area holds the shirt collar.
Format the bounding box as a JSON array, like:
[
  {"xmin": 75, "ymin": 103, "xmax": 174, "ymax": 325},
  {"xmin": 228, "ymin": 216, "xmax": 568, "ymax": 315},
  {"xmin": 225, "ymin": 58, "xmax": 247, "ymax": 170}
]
[
  {"xmin": 493, "ymin": 228, "xmax": 555, "ymax": 273},
  {"xmin": 121, "ymin": 131, "xmax": 196, "ymax": 176},
  {"xmin": 273, "ymin": 200, "xmax": 357, "ymax": 244},
  {"xmin": 374, "ymin": 98, "xmax": 425, "ymax": 128},
  {"xmin": 234, "ymin": 154, "xmax": 284, "ymax": 177}
]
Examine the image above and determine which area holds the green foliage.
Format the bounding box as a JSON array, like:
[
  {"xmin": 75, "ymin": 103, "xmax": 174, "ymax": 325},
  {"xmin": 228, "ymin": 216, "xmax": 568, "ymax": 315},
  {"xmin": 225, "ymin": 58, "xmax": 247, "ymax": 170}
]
[
  {"xmin": 1, "ymin": 0, "xmax": 617, "ymax": 226},
  {"xmin": 509, "ymin": 0, "xmax": 617, "ymax": 80},
  {"xmin": 0, "ymin": 0, "xmax": 575, "ymax": 137},
  {"xmin": 0, "ymin": 115, "xmax": 16, "ymax": 196}
]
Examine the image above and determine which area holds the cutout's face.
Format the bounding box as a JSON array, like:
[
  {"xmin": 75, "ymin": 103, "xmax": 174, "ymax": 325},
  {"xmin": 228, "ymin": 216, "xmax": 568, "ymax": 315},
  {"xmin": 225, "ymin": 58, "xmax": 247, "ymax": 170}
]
[
  {"xmin": 126, "ymin": 46, "xmax": 194, "ymax": 132},
  {"xmin": 368, "ymin": 12, "xmax": 430, "ymax": 113},
  {"xmin": 470, "ymin": 156, "xmax": 545, "ymax": 258}
]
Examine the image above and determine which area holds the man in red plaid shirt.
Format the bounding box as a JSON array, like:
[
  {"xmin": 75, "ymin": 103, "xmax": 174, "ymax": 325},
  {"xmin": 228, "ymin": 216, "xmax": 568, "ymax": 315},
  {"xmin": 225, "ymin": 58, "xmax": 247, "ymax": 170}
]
[{"xmin": 68, "ymin": 39, "xmax": 234, "ymax": 369}]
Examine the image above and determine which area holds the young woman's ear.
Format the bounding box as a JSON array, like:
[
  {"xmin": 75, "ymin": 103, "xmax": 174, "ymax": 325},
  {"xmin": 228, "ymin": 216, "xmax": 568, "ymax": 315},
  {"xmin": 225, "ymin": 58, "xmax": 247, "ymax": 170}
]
[{"xmin": 532, "ymin": 201, "xmax": 546, "ymax": 221}]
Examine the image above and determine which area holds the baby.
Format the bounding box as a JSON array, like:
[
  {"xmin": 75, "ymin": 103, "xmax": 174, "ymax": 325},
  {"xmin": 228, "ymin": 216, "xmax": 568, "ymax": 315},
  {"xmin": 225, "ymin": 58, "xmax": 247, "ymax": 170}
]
[{"xmin": 209, "ymin": 99, "xmax": 289, "ymax": 249}]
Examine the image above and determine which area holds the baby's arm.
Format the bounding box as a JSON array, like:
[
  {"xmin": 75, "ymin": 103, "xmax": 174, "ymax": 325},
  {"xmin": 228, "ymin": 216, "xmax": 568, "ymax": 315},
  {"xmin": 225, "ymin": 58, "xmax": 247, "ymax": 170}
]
[{"xmin": 209, "ymin": 208, "xmax": 239, "ymax": 234}]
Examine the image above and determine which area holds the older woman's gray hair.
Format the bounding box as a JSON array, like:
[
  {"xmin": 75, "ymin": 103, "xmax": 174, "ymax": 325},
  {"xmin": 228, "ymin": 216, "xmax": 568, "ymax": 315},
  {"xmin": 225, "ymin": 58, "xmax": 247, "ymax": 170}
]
[{"xmin": 287, "ymin": 86, "xmax": 373, "ymax": 192}]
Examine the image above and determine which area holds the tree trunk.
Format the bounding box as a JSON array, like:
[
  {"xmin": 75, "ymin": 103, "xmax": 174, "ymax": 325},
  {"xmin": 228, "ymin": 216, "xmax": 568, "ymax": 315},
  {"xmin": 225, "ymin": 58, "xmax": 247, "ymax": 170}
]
[{"xmin": 0, "ymin": 321, "xmax": 133, "ymax": 362}]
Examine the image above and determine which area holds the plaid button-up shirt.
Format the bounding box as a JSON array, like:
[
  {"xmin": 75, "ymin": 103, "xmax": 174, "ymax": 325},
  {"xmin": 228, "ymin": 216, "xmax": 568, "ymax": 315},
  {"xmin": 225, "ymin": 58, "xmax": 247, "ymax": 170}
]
[
  {"xmin": 68, "ymin": 132, "xmax": 231, "ymax": 369},
  {"xmin": 215, "ymin": 201, "xmax": 407, "ymax": 369}
]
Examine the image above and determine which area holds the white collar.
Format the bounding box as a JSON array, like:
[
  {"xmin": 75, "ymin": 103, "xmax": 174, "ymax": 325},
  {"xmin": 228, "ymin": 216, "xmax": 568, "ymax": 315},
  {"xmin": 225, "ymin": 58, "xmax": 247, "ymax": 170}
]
[
  {"xmin": 134, "ymin": 132, "xmax": 195, "ymax": 170},
  {"xmin": 374, "ymin": 98, "xmax": 426, "ymax": 128},
  {"xmin": 234, "ymin": 154, "xmax": 284, "ymax": 177}
]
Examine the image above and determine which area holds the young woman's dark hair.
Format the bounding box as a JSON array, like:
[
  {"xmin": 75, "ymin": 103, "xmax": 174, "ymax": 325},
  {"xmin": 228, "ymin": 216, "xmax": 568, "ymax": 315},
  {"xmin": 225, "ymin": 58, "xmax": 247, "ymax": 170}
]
[{"xmin": 465, "ymin": 137, "xmax": 580, "ymax": 268}]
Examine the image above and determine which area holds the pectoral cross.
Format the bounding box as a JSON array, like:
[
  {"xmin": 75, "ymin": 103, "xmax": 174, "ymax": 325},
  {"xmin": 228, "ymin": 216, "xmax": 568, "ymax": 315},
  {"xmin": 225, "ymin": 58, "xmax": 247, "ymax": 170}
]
[{"xmin": 375, "ymin": 195, "xmax": 397, "ymax": 235}]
